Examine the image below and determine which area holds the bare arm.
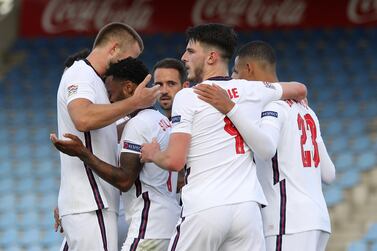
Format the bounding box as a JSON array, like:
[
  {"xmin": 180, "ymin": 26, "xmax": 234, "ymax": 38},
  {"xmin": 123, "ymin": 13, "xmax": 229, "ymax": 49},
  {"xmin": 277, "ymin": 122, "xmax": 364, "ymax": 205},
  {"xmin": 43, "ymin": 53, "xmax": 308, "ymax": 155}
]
[
  {"xmin": 140, "ymin": 133, "xmax": 190, "ymax": 172},
  {"xmin": 50, "ymin": 133, "xmax": 142, "ymax": 192},
  {"xmin": 280, "ymin": 82, "xmax": 307, "ymax": 101},
  {"xmin": 68, "ymin": 75, "xmax": 160, "ymax": 131},
  {"xmin": 193, "ymin": 81, "xmax": 307, "ymax": 114}
]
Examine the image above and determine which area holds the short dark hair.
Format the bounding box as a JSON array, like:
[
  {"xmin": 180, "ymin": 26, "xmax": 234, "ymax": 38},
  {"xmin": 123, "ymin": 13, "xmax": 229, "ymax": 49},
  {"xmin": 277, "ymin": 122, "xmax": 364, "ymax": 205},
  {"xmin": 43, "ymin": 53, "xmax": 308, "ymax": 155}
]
[
  {"xmin": 106, "ymin": 57, "xmax": 149, "ymax": 85},
  {"xmin": 152, "ymin": 58, "xmax": 187, "ymax": 83},
  {"xmin": 64, "ymin": 48, "xmax": 90, "ymax": 68},
  {"xmin": 186, "ymin": 23, "xmax": 237, "ymax": 61},
  {"xmin": 93, "ymin": 22, "xmax": 144, "ymax": 52},
  {"xmin": 236, "ymin": 41, "xmax": 276, "ymax": 65}
]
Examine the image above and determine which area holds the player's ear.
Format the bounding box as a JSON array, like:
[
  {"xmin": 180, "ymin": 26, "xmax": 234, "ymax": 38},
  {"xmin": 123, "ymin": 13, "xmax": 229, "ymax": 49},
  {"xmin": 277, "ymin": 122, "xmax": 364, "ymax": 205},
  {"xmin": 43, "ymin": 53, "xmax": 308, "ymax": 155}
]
[
  {"xmin": 207, "ymin": 51, "xmax": 218, "ymax": 65},
  {"xmin": 109, "ymin": 42, "xmax": 120, "ymax": 57},
  {"xmin": 125, "ymin": 81, "xmax": 138, "ymax": 96},
  {"xmin": 246, "ymin": 63, "xmax": 253, "ymax": 75},
  {"xmin": 182, "ymin": 81, "xmax": 190, "ymax": 88}
]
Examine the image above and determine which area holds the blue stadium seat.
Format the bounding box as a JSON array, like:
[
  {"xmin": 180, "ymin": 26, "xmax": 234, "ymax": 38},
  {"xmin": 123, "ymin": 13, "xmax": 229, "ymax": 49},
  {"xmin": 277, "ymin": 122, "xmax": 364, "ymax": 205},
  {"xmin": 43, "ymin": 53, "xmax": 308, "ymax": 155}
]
[
  {"xmin": 2, "ymin": 245, "xmax": 23, "ymax": 251},
  {"xmin": 350, "ymin": 136, "xmax": 372, "ymax": 153},
  {"xmin": 19, "ymin": 228, "xmax": 41, "ymax": 246},
  {"xmin": 0, "ymin": 211, "xmax": 17, "ymax": 230},
  {"xmin": 17, "ymin": 193, "xmax": 38, "ymax": 212},
  {"xmin": 17, "ymin": 211, "xmax": 40, "ymax": 230},
  {"xmin": 336, "ymin": 169, "xmax": 360, "ymax": 189},
  {"xmin": 14, "ymin": 178, "xmax": 35, "ymax": 194},
  {"xmin": 357, "ymin": 151, "xmax": 377, "ymax": 171},
  {"xmin": 347, "ymin": 120, "xmax": 366, "ymax": 135},
  {"xmin": 12, "ymin": 160, "xmax": 34, "ymax": 178},
  {"xmin": 324, "ymin": 185, "xmax": 343, "ymax": 207},
  {"xmin": 348, "ymin": 240, "xmax": 367, "ymax": 251},
  {"xmin": 0, "ymin": 177, "xmax": 15, "ymax": 194},
  {"xmin": 41, "ymin": 230, "xmax": 64, "ymax": 246},
  {"xmin": 36, "ymin": 176, "xmax": 59, "ymax": 193},
  {"xmin": 371, "ymin": 242, "xmax": 377, "ymax": 251},
  {"xmin": 334, "ymin": 152, "xmax": 354, "ymax": 172},
  {"xmin": 0, "ymin": 228, "xmax": 18, "ymax": 247},
  {"xmin": 38, "ymin": 193, "xmax": 58, "ymax": 212},
  {"xmin": 364, "ymin": 223, "xmax": 377, "ymax": 243},
  {"xmin": 0, "ymin": 194, "xmax": 16, "ymax": 212},
  {"xmin": 34, "ymin": 160, "xmax": 59, "ymax": 178},
  {"xmin": 26, "ymin": 244, "xmax": 44, "ymax": 251}
]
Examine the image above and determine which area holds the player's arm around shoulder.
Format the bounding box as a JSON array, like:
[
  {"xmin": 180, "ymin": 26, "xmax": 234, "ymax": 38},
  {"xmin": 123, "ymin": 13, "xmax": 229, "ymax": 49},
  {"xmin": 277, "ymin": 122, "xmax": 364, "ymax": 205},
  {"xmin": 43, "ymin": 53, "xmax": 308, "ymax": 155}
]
[{"xmin": 278, "ymin": 81, "xmax": 307, "ymax": 101}]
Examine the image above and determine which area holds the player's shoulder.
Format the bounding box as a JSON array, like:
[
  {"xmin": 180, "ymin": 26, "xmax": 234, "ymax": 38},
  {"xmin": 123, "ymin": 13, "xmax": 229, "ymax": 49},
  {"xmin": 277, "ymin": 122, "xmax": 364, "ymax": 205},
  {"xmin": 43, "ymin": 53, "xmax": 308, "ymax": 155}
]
[
  {"xmin": 64, "ymin": 60, "xmax": 89, "ymax": 74},
  {"xmin": 63, "ymin": 60, "xmax": 97, "ymax": 82},
  {"xmin": 175, "ymin": 87, "xmax": 196, "ymax": 101},
  {"xmin": 273, "ymin": 100, "xmax": 292, "ymax": 107},
  {"xmin": 128, "ymin": 109, "xmax": 166, "ymax": 127}
]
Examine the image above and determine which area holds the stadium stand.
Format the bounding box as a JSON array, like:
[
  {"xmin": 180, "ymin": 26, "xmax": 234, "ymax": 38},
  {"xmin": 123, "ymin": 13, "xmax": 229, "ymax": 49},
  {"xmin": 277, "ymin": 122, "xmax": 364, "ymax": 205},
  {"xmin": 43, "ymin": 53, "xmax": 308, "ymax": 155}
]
[{"xmin": 0, "ymin": 27, "xmax": 376, "ymax": 251}]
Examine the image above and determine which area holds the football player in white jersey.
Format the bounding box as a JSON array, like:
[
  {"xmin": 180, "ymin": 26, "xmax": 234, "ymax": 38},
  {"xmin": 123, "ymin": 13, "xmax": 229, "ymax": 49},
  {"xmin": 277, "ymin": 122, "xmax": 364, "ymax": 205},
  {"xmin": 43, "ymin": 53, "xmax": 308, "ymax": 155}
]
[
  {"xmin": 54, "ymin": 49, "xmax": 132, "ymax": 251},
  {"xmin": 140, "ymin": 24, "xmax": 307, "ymax": 251},
  {"xmin": 52, "ymin": 57, "xmax": 180, "ymax": 251},
  {"xmin": 195, "ymin": 41, "xmax": 336, "ymax": 251},
  {"xmin": 53, "ymin": 23, "xmax": 160, "ymax": 251},
  {"xmin": 152, "ymin": 58, "xmax": 190, "ymax": 196}
]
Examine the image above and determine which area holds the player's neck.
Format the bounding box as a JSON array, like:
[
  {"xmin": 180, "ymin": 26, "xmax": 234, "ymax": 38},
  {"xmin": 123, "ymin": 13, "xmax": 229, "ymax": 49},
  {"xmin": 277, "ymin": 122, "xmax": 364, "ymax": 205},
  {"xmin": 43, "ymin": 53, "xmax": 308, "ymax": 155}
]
[
  {"xmin": 260, "ymin": 72, "xmax": 278, "ymax": 83},
  {"xmin": 203, "ymin": 64, "xmax": 229, "ymax": 81},
  {"xmin": 164, "ymin": 110, "xmax": 172, "ymax": 120},
  {"xmin": 86, "ymin": 51, "xmax": 107, "ymax": 77}
]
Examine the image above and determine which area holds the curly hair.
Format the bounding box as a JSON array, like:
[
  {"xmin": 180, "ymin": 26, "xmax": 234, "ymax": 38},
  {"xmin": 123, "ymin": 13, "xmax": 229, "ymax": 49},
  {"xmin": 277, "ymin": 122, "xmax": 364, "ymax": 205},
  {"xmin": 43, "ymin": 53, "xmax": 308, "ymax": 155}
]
[{"xmin": 106, "ymin": 57, "xmax": 149, "ymax": 85}]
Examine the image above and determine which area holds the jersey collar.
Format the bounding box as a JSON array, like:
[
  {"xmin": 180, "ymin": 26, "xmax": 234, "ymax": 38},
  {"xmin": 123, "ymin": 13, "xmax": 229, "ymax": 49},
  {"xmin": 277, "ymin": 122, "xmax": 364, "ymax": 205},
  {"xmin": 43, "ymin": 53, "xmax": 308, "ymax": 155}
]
[
  {"xmin": 206, "ymin": 76, "xmax": 232, "ymax": 81},
  {"xmin": 83, "ymin": 59, "xmax": 104, "ymax": 81}
]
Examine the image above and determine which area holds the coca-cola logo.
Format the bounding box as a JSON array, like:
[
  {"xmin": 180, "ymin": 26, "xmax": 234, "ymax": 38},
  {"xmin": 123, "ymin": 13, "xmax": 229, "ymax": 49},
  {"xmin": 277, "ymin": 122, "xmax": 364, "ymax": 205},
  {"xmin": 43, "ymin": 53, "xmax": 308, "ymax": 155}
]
[
  {"xmin": 192, "ymin": 0, "xmax": 307, "ymax": 27},
  {"xmin": 348, "ymin": 0, "xmax": 377, "ymax": 23},
  {"xmin": 42, "ymin": 0, "xmax": 153, "ymax": 34}
]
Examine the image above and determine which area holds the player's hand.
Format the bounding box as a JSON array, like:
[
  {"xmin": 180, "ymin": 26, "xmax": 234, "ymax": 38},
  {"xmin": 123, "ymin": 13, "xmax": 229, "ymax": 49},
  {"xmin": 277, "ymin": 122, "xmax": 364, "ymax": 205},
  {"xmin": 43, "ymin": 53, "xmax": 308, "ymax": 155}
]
[
  {"xmin": 193, "ymin": 83, "xmax": 235, "ymax": 114},
  {"xmin": 50, "ymin": 133, "xmax": 87, "ymax": 158},
  {"xmin": 140, "ymin": 138, "xmax": 160, "ymax": 163},
  {"xmin": 132, "ymin": 74, "xmax": 160, "ymax": 109},
  {"xmin": 54, "ymin": 207, "xmax": 64, "ymax": 233}
]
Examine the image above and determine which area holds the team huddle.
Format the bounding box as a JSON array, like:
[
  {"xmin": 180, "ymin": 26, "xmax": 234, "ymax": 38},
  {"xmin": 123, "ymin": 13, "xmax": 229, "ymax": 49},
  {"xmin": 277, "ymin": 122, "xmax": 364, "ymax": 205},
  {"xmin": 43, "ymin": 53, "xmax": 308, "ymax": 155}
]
[{"xmin": 51, "ymin": 22, "xmax": 336, "ymax": 251}]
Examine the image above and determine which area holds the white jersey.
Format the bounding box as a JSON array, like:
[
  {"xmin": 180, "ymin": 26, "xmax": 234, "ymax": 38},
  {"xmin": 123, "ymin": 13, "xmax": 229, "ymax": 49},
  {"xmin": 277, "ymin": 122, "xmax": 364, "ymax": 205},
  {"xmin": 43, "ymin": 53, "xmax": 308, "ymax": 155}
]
[
  {"xmin": 57, "ymin": 60, "xmax": 119, "ymax": 216},
  {"xmin": 256, "ymin": 100, "xmax": 331, "ymax": 236},
  {"xmin": 121, "ymin": 109, "xmax": 180, "ymax": 240},
  {"xmin": 171, "ymin": 77, "xmax": 283, "ymax": 217}
]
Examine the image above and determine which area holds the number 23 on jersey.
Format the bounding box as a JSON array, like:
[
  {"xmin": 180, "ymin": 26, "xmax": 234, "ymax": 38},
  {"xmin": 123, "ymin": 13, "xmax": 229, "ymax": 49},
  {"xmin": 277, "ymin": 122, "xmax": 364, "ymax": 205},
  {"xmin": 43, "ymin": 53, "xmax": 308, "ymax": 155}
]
[{"xmin": 297, "ymin": 113, "xmax": 320, "ymax": 168}]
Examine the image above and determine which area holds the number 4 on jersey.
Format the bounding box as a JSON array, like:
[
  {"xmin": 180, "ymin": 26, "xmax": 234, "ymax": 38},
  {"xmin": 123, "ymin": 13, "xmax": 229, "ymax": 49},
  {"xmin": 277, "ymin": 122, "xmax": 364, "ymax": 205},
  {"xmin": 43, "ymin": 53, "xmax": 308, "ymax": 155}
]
[
  {"xmin": 224, "ymin": 116, "xmax": 245, "ymax": 154},
  {"xmin": 297, "ymin": 114, "xmax": 320, "ymax": 168}
]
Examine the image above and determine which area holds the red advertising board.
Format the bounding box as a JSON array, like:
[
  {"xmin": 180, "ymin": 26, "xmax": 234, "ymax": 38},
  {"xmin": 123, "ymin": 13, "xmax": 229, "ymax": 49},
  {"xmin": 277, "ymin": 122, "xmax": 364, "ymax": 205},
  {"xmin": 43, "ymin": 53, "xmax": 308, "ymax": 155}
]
[{"xmin": 20, "ymin": 0, "xmax": 377, "ymax": 37}]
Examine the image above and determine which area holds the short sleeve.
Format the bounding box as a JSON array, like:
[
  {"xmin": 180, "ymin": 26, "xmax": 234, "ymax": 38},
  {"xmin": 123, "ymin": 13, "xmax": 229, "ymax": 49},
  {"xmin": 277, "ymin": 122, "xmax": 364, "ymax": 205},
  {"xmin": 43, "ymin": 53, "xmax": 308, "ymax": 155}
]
[
  {"xmin": 66, "ymin": 81, "xmax": 97, "ymax": 104},
  {"xmin": 64, "ymin": 65, "xmax": 98, "ymax": 104},
  {"xmin": 260, "ymin": 101, "xmax": 287, "ymax": 132},
  {"xmin": 253, "ymin": 82, "xmax": 283, "ymax": 107},
  {"xmin": 170, "ymin": 89, "xmax": 196, "ymax": 135},
  {"xmin": 120, "ymin": 119, "xmax": 146, "ymax": 155}
]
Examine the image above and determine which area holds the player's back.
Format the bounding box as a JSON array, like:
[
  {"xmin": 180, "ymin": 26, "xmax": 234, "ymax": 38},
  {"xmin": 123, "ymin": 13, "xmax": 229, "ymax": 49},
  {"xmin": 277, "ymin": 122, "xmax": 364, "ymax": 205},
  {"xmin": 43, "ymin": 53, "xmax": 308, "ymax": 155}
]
[
  {"xmin": 120, "ymin": 109, "xmax": 180, "ymax": 239},
  {"xmin": 172, "ymin": 77, "xmax": 283, "ymax": 217},
  {"xmin": 256, "ymin": 100, "xmax": 331, "ymax": 236}
]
